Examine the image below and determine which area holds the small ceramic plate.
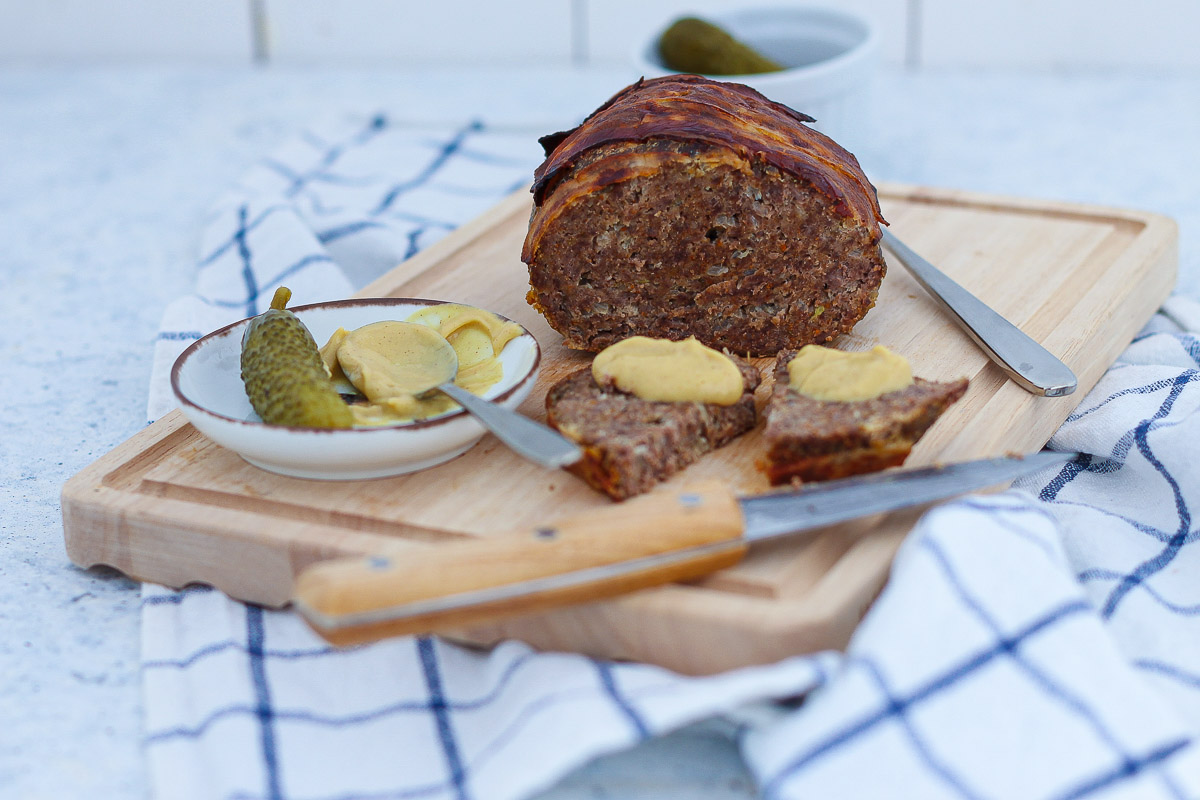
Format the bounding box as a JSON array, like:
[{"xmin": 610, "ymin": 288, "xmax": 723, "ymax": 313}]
[{"xmin": 171, "ymin": 298, "xmax": 541, "ymax": 480}]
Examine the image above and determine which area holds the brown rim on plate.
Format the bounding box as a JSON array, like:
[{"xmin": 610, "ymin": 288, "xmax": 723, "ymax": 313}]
[{"xmin": 170, "ymin": 297, "xmax": 542, "ymax": 433}]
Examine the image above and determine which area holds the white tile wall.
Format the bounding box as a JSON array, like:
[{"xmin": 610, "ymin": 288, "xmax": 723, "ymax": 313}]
[
  {"xmin": 919, "ymin": 0, "xmax": 1200, "ymax": 68},
  {"xmin": 0, "ymin": 0, "xmax": 1196, "ymax": 69},
  {"xmin": 0, "ymin": 0, "xmax": 254, "ymax": 62},
  {"xmin": 261, "ymin": 0, "xmax": 573, "ymax": 65}
]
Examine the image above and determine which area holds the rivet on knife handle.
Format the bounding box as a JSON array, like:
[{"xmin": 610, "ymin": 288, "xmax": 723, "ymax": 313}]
[
  {"xmin": 292, "ymin": 482, "xmax": 747, "ymax": 646},
  {"xmin": 880, "ymin": 228, "xmax": 1077, "ymax": 397}
]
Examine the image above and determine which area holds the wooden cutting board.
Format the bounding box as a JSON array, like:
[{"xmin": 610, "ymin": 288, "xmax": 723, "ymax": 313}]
[{"xmin": 63, "ymin": 182, "xmax": 1176, "ymax": 675}]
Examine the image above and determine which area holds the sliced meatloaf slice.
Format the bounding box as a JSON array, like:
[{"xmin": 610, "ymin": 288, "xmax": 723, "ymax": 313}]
[
  {"xmin": 762, "ymin": 352, "xmax": 967, "ymax": 485},
  {"xmin": 546, "ymin": 357, "xmax": 760, "ymax": 500}
]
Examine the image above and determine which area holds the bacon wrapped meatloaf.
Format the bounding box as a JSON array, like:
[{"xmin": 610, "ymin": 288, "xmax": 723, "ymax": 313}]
[{"xmin": 523, "ymin": 74, "xmax": 887, "ymax": 356}]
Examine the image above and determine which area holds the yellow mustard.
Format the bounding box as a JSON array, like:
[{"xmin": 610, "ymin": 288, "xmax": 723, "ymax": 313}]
[
  {"xmin": 318, "ymin": 327, "xmax": 350, "ymax": 384},
  {"xmin": 319, "ymin": 305, "xmax": 522, "ymax": 425},
  {"xmin": 786, "ymin": 344, "xmax": 913, "ymax": 402},
  {"xmin": 336, "ymin": 321, "xmax": 457, "ymax": 401},
  {"xmin": 592, "ymin": 336, "xmax": 743, "ymax": 405}
]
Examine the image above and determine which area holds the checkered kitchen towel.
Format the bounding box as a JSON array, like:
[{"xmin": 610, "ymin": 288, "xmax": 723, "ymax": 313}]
[{"xmin": 143, "ymin": 114, "xmax": 1200, "ymax": 799}]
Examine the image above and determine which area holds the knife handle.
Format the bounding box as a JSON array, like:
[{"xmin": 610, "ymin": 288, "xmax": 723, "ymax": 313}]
[{"xmin": 292, "ymin": 482, "xmax": 747, "ymax": 646}]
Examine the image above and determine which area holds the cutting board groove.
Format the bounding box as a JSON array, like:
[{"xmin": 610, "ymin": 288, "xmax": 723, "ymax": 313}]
[{"xmin": 63, "ymin": 182, "xmax": 1177, "ymax": 675}]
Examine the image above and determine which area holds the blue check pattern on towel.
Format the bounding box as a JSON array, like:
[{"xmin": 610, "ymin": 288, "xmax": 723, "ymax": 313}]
[{"xmin": 145, "ymin": 114, "xmax": 1200, "ymax": 800}]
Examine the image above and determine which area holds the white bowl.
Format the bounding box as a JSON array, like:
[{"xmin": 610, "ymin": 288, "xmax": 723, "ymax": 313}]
[
  {"xmin": 632, "ymin": 5, "xmax": 880, "ymax": 147},
  {"xmin": 171, "ymin": 298, "xmax": 541, "ymax": 481}
]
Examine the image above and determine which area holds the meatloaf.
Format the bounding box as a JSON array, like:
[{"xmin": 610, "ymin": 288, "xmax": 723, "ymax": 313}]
[
  {"xmin": 522, "ymin": 74, "xmax": 887, "ymax": 357},
  {"xmin": 546, "ymin": 356, "xmax": 760, "ymax": 500},
  {"xmin": 762, "ymin": 352, "xmax": 968, "ymax": 485}
]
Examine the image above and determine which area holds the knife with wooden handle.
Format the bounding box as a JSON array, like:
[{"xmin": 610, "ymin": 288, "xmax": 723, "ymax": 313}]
[{"xmin": 293, "ymin": 450, "xmax": 1077, "ymax": 646}]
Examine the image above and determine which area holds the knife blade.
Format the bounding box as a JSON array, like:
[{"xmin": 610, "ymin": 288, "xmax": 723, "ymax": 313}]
[
  {"xmin": 880, "ymin": 229, "xmax": 1078, "ymax": 397},
  {"xmin": 293, "ymin": 450, "xmax": 1076, "ymax": 645}
]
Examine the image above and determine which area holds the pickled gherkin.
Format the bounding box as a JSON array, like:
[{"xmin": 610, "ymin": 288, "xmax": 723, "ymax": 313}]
[
  {"xmin": 240, "ymin": 287, "xmax": 353, "ymax": 428},
  {"xmin": 657, "ymin": 17, "xmax": 784, "ymax": 76}
]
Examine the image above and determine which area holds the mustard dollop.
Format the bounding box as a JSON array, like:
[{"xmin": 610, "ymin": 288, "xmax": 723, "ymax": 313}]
[
  {"xmin": 319, "ymin": 305, "xmax": 523, "ymax": 426},
  {"xmin": 592, "ymin": 336, "xmax": 743, "ymax": 405},
  {"xmin": 786, "ymin": 344, "xmax": 913, "ymax": 402},
  {"xmin": 336, "ymin": 321, "xmax": 457, "ymax": 401}
]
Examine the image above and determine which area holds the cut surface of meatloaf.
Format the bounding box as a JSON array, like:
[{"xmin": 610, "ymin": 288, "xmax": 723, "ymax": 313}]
[
  {"xmin": 762, "ymin": 353, "xmax": 968, "ymax": 485},
  {"xmin": 546, "ymin": 357, "xmax": 760, "ymax": 500},
  {"xmin": 523, "ymin": 74, "xmax": 887, "ymax": 356}
]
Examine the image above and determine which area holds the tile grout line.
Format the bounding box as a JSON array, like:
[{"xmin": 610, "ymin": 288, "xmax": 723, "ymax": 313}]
[
  {"xmin": 572, "ymin": 0, "xmax": 589, "ymax": 67},
  {"xmin": 905, "ymin": 0, "xmax": 923, "ymax": 69},
  {"xmin": 249, "ymin": 0, "xmax": 270, "ymax": 64}
]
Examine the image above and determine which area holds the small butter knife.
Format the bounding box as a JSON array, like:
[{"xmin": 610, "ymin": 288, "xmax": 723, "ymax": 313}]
[
  {"xmin": 292, "ymin": 450, "xmax": 1077, "ymax": 646},
  {"xmin": 881, "ymin": 229, "xmax": 1077, "ymax": 397}
]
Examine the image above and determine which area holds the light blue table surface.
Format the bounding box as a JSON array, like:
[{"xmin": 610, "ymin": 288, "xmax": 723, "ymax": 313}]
[{"xmin": 2, "ymin": 64, "xmax": 1197, "ymax": 798}]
